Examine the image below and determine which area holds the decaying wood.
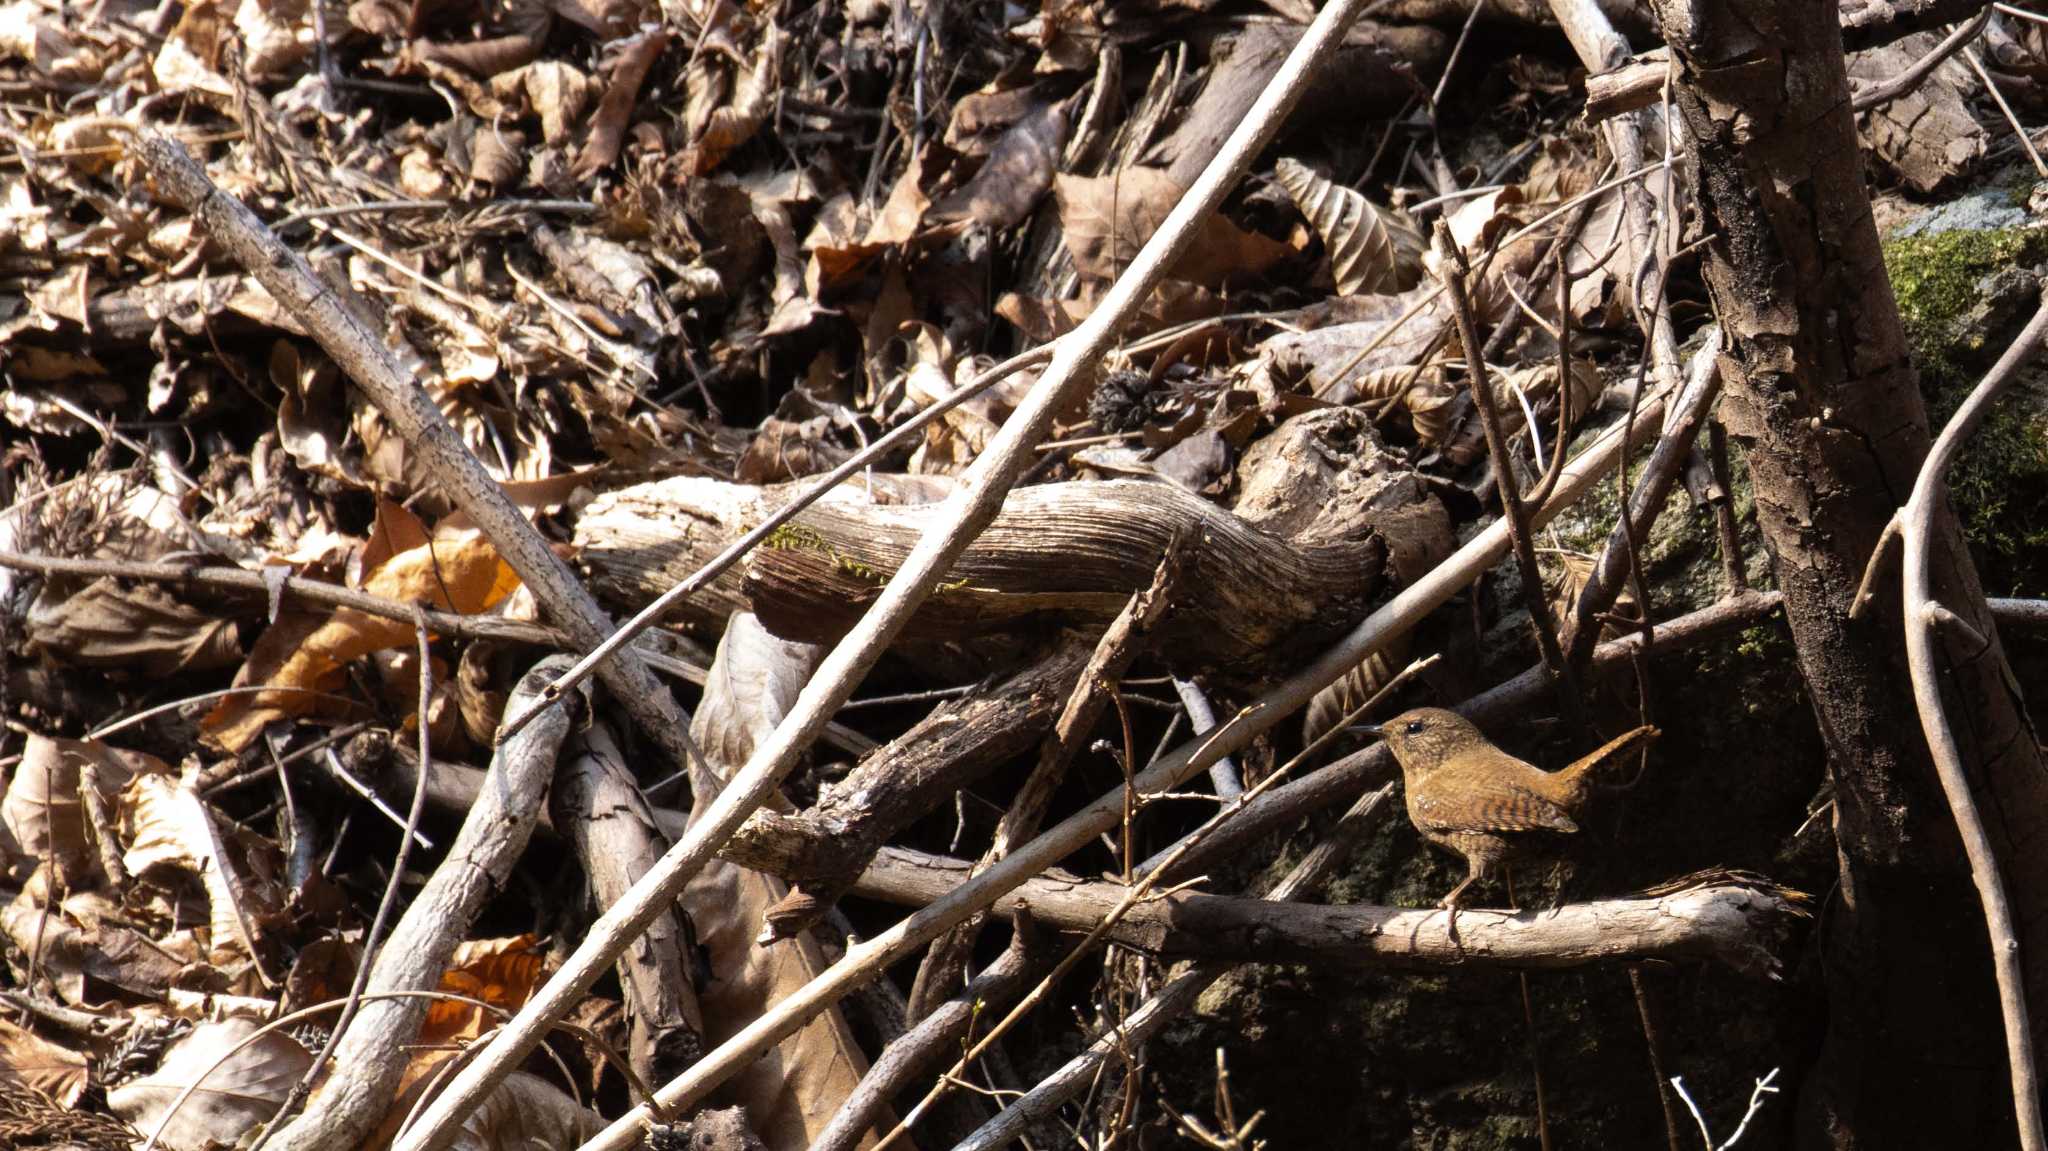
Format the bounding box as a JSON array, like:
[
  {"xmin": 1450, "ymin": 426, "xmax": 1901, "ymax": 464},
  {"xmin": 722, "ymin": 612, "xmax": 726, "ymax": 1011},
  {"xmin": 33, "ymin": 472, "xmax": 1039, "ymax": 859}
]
[
  {"xmin": 720, "ymin": 827, "xmax": 1807, "ymax": 979},
  {"xmin": 950, "ymin": 783, "xmax": 1395, "ymax": 1151},
  {"xmin": 259, "ymin": 658, "xmax": 580, "ymax": 1151},
  {"xmin": 811, "ymin": 916, "xmax": 1047, "ymax": 1151},
  {"xmin": 745, "ymin": 635, "xmax": 1095, "ymax": 939},
  {"xmin": 582, "ymin": 468, "xmax": 1420, "ymax": 675},
  {"xmin": 1583, "ymin": 1, "xmax": 1993, "ymax": 124},
  {"xmin": 573, "ymin": 473, "xmax": 949, "ymax": 637},
  {"xmin": 553, "ymin": 720, "xmax": 706, "ymax": 1087},
  {"xmin": 743, "ymin": 477, "xmax": 1399, "ymax": 672}
]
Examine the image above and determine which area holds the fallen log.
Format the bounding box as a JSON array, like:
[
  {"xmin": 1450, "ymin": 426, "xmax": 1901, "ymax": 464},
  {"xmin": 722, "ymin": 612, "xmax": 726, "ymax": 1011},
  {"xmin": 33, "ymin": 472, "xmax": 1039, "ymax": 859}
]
[{"xmin": 578, "ymin": 412, "xmax": 1445, "ymax": 676}]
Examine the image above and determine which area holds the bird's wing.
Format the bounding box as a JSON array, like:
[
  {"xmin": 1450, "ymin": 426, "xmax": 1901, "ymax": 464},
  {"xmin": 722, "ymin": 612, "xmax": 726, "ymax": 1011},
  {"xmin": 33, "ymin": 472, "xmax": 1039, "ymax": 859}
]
[{"xmin": 1411, "ymin": 778, "xmax": 1580, "ymax": 836}]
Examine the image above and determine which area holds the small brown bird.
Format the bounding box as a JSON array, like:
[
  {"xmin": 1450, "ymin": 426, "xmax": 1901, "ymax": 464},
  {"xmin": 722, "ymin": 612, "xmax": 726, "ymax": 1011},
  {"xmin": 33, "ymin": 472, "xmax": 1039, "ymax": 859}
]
[{"xmin": 1361, "ymin": 708, "xmax": 1660, "ymax": 908}]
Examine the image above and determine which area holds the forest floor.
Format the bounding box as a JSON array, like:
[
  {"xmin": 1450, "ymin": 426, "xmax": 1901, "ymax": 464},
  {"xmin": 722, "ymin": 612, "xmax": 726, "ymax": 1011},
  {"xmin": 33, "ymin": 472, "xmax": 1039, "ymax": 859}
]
[{"xmin": 2, "ymin": 1, "xmax": 2047, "ymax": 1149}]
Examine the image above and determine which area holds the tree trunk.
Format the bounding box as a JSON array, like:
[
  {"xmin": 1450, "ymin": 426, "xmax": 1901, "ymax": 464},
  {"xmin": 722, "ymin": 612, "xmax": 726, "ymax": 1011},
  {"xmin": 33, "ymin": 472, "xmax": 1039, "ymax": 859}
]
[{"xmin": 1647, "ymin": 1, "xmax": 2048, "ymax": 1146}]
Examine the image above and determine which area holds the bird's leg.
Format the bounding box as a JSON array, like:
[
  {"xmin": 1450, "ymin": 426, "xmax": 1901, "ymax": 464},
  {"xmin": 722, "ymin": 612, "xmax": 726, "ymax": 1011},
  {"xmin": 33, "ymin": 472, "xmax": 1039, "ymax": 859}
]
[
  {"xmin": 1439, "ymin": 873, "xmax": 1477, "ymax": 910},
  {"xmin": 1505, "ymin": 865, "xmax": 1521, "ymax": 914},
  {"xmin": 1439, "ymin": 870, "xmax": 1479, "ymax": 951}
]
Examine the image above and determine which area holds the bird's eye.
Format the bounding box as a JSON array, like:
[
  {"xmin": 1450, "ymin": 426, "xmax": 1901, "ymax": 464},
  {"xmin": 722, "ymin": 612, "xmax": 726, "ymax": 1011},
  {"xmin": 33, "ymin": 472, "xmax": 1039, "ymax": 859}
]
[{"xmin": 1404, "ymin": 720, "xmax": 1426, "ymax": 734}]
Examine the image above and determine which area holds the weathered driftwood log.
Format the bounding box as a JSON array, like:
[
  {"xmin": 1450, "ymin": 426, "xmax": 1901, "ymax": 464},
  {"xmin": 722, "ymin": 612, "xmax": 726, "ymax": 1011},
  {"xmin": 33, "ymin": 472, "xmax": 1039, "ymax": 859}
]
[
  {"xmin": 743, "ymin": 636, "xmax": 1095, "ymax": 933},
  {"xmin": 742, "ymin": 476, "xmax": 1404, "ymax": 672},
  {"xmin": 574, "ymin": 473, "xmax": 948, "ymax": 637},
  {"xmin": 576, "ymin": 408, "xmax": 1446, "ymax": 677},
  {"xmin": 747, "ymin": 841, "xmax": 1807, "ymax": 980}
]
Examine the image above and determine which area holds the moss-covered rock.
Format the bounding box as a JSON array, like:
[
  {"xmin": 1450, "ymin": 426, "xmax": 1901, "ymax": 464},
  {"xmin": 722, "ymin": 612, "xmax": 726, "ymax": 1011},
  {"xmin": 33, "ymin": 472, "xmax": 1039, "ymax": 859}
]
[{"xmin": 1881, "ymin": 217, "xmax": 2048, "ymax": 593}]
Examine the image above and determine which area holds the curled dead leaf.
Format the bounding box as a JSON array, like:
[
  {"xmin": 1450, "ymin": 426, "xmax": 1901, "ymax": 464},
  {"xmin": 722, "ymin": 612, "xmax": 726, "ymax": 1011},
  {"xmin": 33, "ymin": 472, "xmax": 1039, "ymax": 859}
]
[{"xmin": 1273, "ymin": 157, "xmax": 1418, "ymax": 296}]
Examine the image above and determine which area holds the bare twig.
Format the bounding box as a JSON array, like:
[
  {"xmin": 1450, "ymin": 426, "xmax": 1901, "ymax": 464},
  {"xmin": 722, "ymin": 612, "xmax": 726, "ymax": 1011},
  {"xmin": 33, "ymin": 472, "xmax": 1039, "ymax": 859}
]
[
  {"xmin": 1851, "ymin": 6, "xmax": 1991, "ymax": 111},
  {"xmin": 907, "ymin": 550, "xmax": 1183, "ymax": 1019},
  {"xmin": 1435, "ymin": 222, "xmax": 1579, "ymax": 716},
  {"xmin": 398, "ymin": 3, "xmax": 1393, "ymax": 1146},
  {"xmin": 209, "ymin": 658, "xmax": 580, "ymax": 1151},
  {"xmin": 812, "ymin": 914, "xmax": 1047, "ymax": 1151},
  {"xmin": 1563, "ymin": 329, "xmax": 1724, "ymax": 672},
  {"xmin": 1705, "ymin": 419, "xmax": 1748, "ymax": 593},
  {"xmin": 949, "ymin": 781, "xmax": 1397, "ymax": 1151},
  {"xmin": 883, "ymin": 654, "xmax": 1433, "ymax": 1149},
  {"xmin": 1898, "ymin": 297, "xmax": 2048, "ymax": 1151},
  {"xmin": 1965, "ymin": 46, "xmax": 2048, "ymax": 176},
  {"xmin": 1669, "ymin": 1068, "xmax": 1782, "ymax": 1151},
  {"xmin": 1173, "ymin": 678, "xmax": 1245, "ymax": 799},
  {"xmin": 0, "ymin": 549, "xmax": 874, "ymax": 757}
]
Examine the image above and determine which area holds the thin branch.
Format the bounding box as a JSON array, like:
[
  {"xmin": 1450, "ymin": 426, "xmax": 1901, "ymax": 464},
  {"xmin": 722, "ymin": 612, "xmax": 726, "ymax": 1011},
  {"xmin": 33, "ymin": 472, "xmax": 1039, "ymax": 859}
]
[
  {"xmin": 1564, "ymin": 329, "xmax": 1723, "ymax": 672},
  {"xmin": 1965, "ymin": 46, "xmax": 2048, "ymax": 176},
  {"xmin": 1899, "ymin": 296, "xmax": 2048, "ymax": 1151},
  {"xmin": 237, "ymin": 657, "xmax": 581, "ymax": 1151},
  {"xmin": 251, "ymin": 609, "xmax": 438, "ymax": 1149},
  {"xmin": 1174, "ymin": 678, "xmax": 1245, "ymax": 799},
  {"xmin": 1434, "ymin": 222, "xmax": 1579, "ymax": 717},
  {"xmin": 882, "ymin": 655, "xmax": 1433, "ymax": 1149},
  {"xmin": 398, "ymin": 2, "xmax": 1394, "ymax": 1146},
  {"xmin": 0, "ymin": 548, "xmax": 870, "ymax": 759},
  {"xmin": 950, "ymin": 781, "xmax": 1397, "ymax": 1151},
  {"xmin": 1850, "ymin": 6, "xmax": 1990, "ymax": 111}
]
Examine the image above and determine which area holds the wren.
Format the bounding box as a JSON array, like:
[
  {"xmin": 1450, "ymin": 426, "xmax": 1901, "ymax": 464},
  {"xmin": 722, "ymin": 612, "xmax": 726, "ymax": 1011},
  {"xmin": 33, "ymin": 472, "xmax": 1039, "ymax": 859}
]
[{"xmin": 1362, "ymin": 708, "xmax": 1660, "ymax": 909}]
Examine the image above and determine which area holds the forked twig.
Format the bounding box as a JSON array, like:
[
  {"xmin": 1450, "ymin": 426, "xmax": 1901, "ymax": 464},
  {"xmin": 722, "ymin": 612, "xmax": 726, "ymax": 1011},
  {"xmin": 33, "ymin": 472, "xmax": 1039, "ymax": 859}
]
[{"xmin": 1898, "ymin": 297, "xmax": 2048, "ymax": 1151}]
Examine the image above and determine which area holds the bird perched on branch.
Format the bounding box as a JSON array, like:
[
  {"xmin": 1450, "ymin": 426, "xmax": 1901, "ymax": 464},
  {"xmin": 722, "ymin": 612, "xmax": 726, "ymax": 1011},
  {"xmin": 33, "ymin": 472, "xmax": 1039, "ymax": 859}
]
[{"xmin": 1361, "ymin": 708, "xmax": 1660, "ymax": 909}]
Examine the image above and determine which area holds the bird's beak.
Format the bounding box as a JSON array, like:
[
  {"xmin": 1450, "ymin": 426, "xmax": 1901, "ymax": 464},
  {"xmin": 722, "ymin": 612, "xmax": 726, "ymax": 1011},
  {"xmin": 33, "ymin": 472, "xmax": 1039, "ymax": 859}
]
[{"xmin": 1353, "ymin": 723, "xmax": 1385, "ymax": 737}]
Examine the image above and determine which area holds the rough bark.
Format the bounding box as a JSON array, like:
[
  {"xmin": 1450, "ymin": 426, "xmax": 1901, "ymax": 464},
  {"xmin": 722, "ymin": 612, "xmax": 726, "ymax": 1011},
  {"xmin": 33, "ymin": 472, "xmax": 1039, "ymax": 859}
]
[
  {"xmin": 1647, "ymin": 1, "xmax": 2048, "ymax": 1146},
  {"xmin": 552, "ymin": 720, "xmax": 706, "ymax": 1086},
  {"xmin": 739, "ymin": 635, "xmax": 1094, "ymax": 937}
]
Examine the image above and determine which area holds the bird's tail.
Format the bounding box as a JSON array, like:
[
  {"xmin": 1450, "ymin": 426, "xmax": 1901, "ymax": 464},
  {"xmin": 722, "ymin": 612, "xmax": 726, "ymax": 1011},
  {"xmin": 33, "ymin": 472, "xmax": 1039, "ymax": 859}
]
[{"xmin": 1557, "ymin": 724, "xmax": 1661, "ymax": 801}]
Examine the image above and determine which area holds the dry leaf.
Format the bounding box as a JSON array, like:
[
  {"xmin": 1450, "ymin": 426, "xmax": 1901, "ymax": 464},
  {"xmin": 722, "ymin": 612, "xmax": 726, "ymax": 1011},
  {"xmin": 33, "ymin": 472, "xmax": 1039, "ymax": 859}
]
[
  {"xmin": 1, "ymin": 887, "xmax": 189, "ymax": 1004},
  {"xmin": 1303, "ymin": 640, "xmax": 1408, "ymax": 748},
  {"xmin": 0, "ymin": 1, "xmax": 103, "ymax": 81},
  {"xmin": 1056, "ymin": 167, "xmax": 1294, "ymax": 287},
  {"xmin": 202, "ymin": 508, "xmax": 520, "ymax": 752},
  {"xmin": 107, "ymin": 1018, "xmax": 311, "ymax": 1150},
  {"xmin": 687, "ymin": 615, "xmax": 877, "ymax": 1151},
  {"xmin": 930, "ymin": 98, "xmax": 1071, "ymax": 230},
  {"xmin": 422, "ymin": 935, "xmax": 547, "ymax": 1049},
  {"xmin": 690, "ymin": 21, "xmax": 784, "ymax": 175},
  {"xmin": 1347, "ymin": 363, "xmax": 1456, "ymax": 445},
  {"xmin": 0, "ymin": 733, "xmax": 157, "ymax": 889},
  {"xmin": 0, "ymin": 1016, "xmax": 89, "ymax": 1105},
  {"xmin": 1258, "ymin": 282, "xmax": 1454, "ymax": 397},
  {"xmin": 1273, "ymin": 157, "xmax": 1414, "ymax": 295},
  {"xmin": 121, "ymin": 768, "xmax": 282, "ymax": 968}
]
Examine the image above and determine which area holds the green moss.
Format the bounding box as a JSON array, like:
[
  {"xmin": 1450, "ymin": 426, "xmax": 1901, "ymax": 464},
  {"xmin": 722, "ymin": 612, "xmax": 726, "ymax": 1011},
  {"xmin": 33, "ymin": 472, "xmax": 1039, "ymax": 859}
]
[
  {"xmin": 1882, "ymin": 225, "xmax": 2048, "ymax": 593},
  {"xmin": 1883, "ymin": 226, "xmax": 2048, "ymax": 388}
]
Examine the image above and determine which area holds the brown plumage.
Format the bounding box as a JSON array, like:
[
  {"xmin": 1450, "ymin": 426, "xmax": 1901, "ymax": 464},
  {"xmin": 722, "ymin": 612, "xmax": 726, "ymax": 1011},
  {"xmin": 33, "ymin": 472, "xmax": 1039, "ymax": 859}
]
[{"xmin": 1365, "ymin": 708, "xmax": 1660, "ymax": 908}]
